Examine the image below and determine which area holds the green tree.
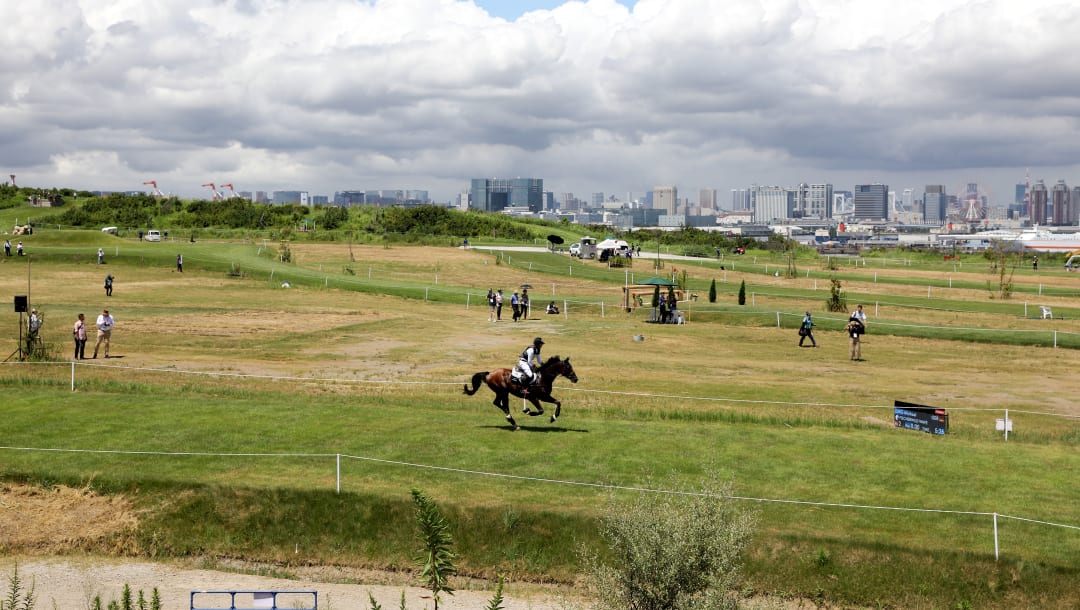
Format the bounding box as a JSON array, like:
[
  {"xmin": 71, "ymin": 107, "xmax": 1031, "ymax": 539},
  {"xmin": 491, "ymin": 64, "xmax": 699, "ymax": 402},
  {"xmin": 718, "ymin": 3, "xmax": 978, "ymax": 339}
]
[
  {"xmin": 708, "ymin": 278, "xmax": 717, "ymax": 303},
  {"xmin": 651, "ymin": 285, "xmax": 660, "ymax": 308},
  {"xmin": 737, "ymin": 280, "xmax": 746, "ymax": 305},
  {"xmin": 580, "ymin": 474, "xmax": 757, "ymax": 610},
  {"xmin": 412, "ymin": 489, "xmax": 456, "ymax": 609},
  {"xmin": 826, "ymin": 277, "xmax": 847, "ymax": 312}
]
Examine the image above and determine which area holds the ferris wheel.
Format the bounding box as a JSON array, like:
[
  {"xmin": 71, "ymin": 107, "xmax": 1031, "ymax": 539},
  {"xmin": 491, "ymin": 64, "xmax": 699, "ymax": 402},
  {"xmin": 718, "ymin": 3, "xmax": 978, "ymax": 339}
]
[{"xmin": 954, "ymin": 181, "xmax": 990, "ymax": 222}]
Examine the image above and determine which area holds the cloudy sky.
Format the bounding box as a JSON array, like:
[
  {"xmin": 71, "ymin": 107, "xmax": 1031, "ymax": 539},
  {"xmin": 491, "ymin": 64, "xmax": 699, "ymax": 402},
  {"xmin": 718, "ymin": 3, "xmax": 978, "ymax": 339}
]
[{"xmin": 5, "ymin": 0, "xmax": 1080, "ymax": 205}]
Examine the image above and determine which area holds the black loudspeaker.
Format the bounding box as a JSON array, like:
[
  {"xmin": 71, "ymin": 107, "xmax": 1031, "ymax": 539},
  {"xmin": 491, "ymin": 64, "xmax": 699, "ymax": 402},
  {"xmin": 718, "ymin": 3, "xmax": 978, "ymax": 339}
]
[{"xmin": 14, "ymin": 296, "xmax": 27, "ymax": 313}]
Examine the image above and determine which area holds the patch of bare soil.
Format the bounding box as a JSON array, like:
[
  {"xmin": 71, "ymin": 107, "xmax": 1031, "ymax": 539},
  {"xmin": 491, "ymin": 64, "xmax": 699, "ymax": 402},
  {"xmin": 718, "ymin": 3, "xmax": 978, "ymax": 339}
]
[{"xmin": 0, "ymin": 484, "xmax": 578, "ymax": 609}]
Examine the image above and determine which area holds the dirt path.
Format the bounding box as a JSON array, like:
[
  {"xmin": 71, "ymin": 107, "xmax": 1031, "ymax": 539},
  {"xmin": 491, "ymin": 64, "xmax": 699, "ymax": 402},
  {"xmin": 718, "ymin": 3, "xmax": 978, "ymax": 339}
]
[
  {"xmin": 2, "ymin": 557, "xmax": 579, "ymax": 610},
  {"xmin": 0, "ymin": 483, "xmax": 579, "ymax": 609}
]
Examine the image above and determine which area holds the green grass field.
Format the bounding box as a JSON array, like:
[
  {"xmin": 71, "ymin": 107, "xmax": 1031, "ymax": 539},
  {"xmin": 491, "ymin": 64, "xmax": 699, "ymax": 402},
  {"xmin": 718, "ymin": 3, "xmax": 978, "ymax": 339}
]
[{"xmin": 1, "ymin": 228, "xmax": 1078, "ymax": 609}]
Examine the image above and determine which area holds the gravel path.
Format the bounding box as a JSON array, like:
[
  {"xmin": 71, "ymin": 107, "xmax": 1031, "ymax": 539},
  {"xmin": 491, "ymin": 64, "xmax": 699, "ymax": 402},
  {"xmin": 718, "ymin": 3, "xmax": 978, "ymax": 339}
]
[{"xmin": 2, "ymin": 557, "xmax": 580, "ymax": 610}]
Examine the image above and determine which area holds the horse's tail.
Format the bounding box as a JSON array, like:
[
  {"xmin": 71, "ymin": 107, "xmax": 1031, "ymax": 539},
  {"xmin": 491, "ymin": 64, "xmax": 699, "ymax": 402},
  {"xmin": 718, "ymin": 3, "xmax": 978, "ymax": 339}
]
[{"xmin": 462, "ymin": 371, "xmax": 488, "ymax": 395}]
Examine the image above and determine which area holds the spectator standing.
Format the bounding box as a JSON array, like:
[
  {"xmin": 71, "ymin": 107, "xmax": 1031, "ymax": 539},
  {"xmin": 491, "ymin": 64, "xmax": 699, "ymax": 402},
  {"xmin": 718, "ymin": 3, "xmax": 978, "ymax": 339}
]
[
  {"xmin": 852, "ymin": 304, "xmax": 867, "ymax": 327},
  {"xmin": 1033, "ymin": 255, "xmax": 1039, "ymax": 271},
  {"xmin": 16, "ymin": 242, "xmax": 24, "ymax": 256},
  {"xmin": 73, "ymin": 313, "xmax": 87, "ymax": 360},
  {"xmin": 799, "ymin": 311, "xmax": 817, "ymax": 347},
  {"xmin": 510, "ymin": 291, "xmax": 521, "ymax": 322},
  {"xmin": 521, "ymin": 289, "xmax": 530, "ymax": 320},
  {"xmin": 176, "ymin": 253, "xmax": 183, "ymax": 272},
  {"xmin": 495, "ymin": 289, "xmax": 504, "ymax": 321},
  {"xmin": 104, "ymin": 274, "xmax": 114, "ymax": 297},
  {"xmin": 3, "ymin": 240, "xmax": 10, "ymax": 256},
  {"xmin": 97, "ymin": 248, "xmax": 105, "ymax": 264},
  {"xmin": 487, "ymin": 289, "xmax": 496, "ymax": 322},
  {"xmin": 92, "ymin": 309, "xmax": 115, "ymax": 359},
  {"xmin": 846, "ymin": 315, "xmax": 865, "ymax": 361},
  {"xmin": 26, "ymin": 309, "xmax": 43, "ymax": 355}
]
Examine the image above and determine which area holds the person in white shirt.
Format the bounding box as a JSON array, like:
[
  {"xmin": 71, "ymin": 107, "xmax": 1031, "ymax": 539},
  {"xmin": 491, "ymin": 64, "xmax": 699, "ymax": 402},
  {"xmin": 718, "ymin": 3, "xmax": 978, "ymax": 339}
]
[
  {"xmin": 93, "ymin": 309, "xmax": 115, "ymax": 358},
  {"xmin": 852, "ymin": 304, "xmax": 867, "ymax": 326}
]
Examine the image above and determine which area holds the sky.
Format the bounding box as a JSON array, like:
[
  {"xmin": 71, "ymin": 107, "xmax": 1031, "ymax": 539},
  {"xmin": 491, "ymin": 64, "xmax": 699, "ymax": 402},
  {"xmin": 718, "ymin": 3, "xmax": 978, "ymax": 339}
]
[{"xmin": 5, "ymin": 0, "xmax": 1080, "ymax": 205}]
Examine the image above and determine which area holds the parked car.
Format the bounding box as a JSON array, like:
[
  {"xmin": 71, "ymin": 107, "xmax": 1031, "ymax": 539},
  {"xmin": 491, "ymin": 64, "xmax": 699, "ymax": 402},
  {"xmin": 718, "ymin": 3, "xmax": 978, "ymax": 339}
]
[
  {"xmin": 101, "ymin": 226, "xmax": 118, "ymax": 235},
  {"xmin": 144, "ymin": 230, "xmax": 162, "ymax": 242},
  {"xmin": 569, "ymin": 242, "xmax": 581, "ymax": 256}
]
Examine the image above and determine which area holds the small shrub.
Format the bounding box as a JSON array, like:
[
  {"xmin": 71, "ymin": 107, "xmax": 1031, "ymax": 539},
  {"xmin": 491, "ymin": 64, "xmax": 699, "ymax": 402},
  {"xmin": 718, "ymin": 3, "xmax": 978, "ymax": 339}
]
[
  {"xmin": 738, "ymin": 280, "xmax": 746, "ymax": 305},
  {"xmin": 1, "ymin": 563, "xmax": 36, "ymax": 610},
  {"xmin": 708, "ymin": 278, "xmax": 716, "ymax": 303},
  {"xmin": 412, "ymin": 489, "xmax": 456, "ymax": 609},
  {"xmin": 826, "ymin": 277, "xmax": 847, "ymax": 312}
]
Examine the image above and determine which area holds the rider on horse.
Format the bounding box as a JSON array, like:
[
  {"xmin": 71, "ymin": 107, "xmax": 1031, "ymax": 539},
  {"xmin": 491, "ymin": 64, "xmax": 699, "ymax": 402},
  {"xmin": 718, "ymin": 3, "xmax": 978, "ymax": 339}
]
[{"xmin": 514, "ymin": 337, "xmax": 544, "ymax": 391}]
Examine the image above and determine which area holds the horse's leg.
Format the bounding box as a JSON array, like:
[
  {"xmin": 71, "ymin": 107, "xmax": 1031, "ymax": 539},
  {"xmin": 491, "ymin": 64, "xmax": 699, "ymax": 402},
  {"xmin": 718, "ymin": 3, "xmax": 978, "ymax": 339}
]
[
  {"xmin": 494, "ymin": 392, "xmax": 518, "ymax": 430},
  {"xmin": 552, "ymin": 400, "xmax": 561, "ymax": 423},
  {"xmin": 525, "ymin": 395, "xmax": 544, "ymax": 417}
]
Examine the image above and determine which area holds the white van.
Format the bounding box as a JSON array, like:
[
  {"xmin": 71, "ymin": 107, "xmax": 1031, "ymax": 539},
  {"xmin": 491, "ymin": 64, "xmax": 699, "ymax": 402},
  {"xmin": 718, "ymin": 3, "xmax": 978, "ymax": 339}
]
[{"xmin": 144, "ymin": 230, "xmax": 162, "ymax": 242}]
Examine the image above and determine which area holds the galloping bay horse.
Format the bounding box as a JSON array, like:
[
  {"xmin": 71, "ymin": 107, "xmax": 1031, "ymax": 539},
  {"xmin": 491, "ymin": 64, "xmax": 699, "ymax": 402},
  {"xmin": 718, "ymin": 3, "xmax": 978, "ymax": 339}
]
[{"xmin": 462, "ymin": 356, "xmax": 578, "ymax": 429}]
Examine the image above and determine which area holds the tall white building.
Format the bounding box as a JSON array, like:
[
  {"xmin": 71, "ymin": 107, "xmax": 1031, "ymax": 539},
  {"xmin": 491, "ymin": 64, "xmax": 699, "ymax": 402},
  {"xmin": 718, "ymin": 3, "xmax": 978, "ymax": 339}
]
[
  {"xmin": 793, "ymin": 183, "xmax": 834, "ymax": 219},
  {"xmin": 751, "ymin": 185, "xmax": 793, "ymax": 223},
  {"xmin": 654, "ymin": 186, "xmax": 678, "ymax": 215},
  {"xmin": 699, "ymin": 188, "xmax": 717, "ymax": 210}
]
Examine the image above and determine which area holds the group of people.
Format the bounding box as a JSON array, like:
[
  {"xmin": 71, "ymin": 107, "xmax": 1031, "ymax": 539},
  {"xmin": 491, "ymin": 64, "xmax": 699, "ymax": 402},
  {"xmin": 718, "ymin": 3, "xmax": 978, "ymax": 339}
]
[
  {"xmin": 486, "ymin": 288, "xmax": 555, "ymax": 321},
  {"xmin": 799, "ymin": 304, "xmax": 867, "ymax": 361},
  {"xmin": 4, "ymin": 240, "xmax": 24, "ymax": 256},
  {"xmin": 656, "ymin": 293, "xmax": 679, "ymax": 324},
  {"xmin": 71, "ymin": 309, "xmax": 115, "ymax": 359},
  {"xmin": 22, "ymin": 307, "xmax": 114, "ymax": 360}
]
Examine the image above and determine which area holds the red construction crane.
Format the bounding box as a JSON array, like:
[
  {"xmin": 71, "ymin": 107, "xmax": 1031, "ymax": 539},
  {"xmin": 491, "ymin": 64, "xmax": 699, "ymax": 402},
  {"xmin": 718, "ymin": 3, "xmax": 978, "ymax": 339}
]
[
  {"xmin": 143, "ymin": 180, "xmax": 165, "ymax": 198},
  {"xmin": 201, "ymin": 182, "xmax": 223, "ymax": 201},
  {"xmin": 220, "ymin": 183, "xmax": 239, "ymax": 199}
]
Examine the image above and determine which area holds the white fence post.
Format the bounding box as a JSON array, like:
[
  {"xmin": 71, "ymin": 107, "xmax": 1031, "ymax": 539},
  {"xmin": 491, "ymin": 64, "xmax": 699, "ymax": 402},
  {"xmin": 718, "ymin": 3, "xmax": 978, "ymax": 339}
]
[
  {"xmin": 336, "ymin": 454, "xmax": 341, "ymax": 494},
  {"xmin": 776, "ymin": 312, "xmax": 781, "ymax": 328},
  {"xmin": 71, "ymin": 361, "xmax": 75, "ymax": 392},
  {"xmin": 466, "ymin": 293, "xmax": 470, "ymax": 309},
  {"xmin": 993, "ymin": 512, "xmax": 1000, "ymax": 560}
]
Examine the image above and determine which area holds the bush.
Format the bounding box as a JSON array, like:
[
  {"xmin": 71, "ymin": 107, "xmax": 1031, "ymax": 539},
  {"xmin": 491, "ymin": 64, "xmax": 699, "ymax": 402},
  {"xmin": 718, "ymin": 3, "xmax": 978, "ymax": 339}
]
[{"xmin": 580, "ymin": 474, "xmax": 757, "ymax": 610}]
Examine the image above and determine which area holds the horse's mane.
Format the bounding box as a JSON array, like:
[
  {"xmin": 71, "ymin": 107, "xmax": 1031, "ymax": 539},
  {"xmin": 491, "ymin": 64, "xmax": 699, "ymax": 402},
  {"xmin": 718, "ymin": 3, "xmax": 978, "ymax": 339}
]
[{"xmin": 541, "ymin": 355, "xmax": 562, "ymax": 370}]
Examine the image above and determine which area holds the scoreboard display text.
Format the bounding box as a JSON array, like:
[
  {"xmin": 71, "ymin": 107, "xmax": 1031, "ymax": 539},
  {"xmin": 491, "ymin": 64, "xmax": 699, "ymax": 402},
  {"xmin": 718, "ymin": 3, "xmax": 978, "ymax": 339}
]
[{"xmin": 893, "ymin": 401, "xmax": 948, "ymax": 435}]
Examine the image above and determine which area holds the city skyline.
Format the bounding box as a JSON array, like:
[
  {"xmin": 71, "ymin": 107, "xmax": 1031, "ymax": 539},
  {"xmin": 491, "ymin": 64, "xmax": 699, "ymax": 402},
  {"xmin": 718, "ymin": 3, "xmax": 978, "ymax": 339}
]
[{"xmin": 5, "ymin": 1, "xmax": 1080, "ymax": 204}]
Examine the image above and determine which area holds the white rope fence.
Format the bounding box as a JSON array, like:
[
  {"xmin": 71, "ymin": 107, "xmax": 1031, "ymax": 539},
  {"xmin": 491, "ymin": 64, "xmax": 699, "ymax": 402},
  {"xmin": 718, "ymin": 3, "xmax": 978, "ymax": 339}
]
[{"xmin": 0, "ymin": 444, "xmax": 1075, "ymax": 562}]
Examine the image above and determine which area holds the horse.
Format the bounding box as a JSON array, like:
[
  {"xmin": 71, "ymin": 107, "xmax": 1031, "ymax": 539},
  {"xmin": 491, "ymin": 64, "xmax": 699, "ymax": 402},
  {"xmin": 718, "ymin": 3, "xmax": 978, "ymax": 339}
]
[{"xmin": 462, "ymin": 355, "xmax": 578, "ymax": 430}]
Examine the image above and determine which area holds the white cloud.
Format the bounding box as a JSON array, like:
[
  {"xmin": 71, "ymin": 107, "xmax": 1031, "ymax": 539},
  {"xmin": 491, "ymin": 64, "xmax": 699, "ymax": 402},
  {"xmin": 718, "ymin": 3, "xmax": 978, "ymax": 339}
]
[{"xmin": 4, "ymin": 0, "xmax": 1080, "ymax": 202}]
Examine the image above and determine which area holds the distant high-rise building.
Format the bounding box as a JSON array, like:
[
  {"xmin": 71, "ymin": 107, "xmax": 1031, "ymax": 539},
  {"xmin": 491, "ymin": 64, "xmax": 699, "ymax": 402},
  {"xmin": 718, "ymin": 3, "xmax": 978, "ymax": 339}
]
[
  {"xmin": 792, "ymin": 183, "xmax": 834, "ymax": 219},
  {"xmin": 334, "ymin": 191, "xmax": 366, "ymax": 207},
  {"xmin": 1030, "ymin": 180, "xmax": 1048, "ymax": 225},
  {"xmin": 543, "ymin": 191, "xmax": 555, "ymax": 211},
  {"xmin": 470, "ymin": 178, "xmax": 544, "ymax": 213},
  {"xmin": 592, "ymin": 192, "xmax": 605, "ymax": 207},
  {"xmin": 750, "ymin": 185, "xmax": 793, "ymax": 222},
  {"xmin": 853, "ymin": 184, "xmax": 889, "ymax": 220},
  {"xmin": 653, "ymin": 186, "xmax": 678, "ymax": 215},
  {"xmin": 730, "ymin": 188, "xmax": 750, "ymax": 211},
  {"xmin": 699, "ymin": 188, "xmax": 717, "ymax": 210},
  {"xmin": 1052, "ymin": 179, "xmax": 1070, "ymax": 226},
  {"xmin": 1015, "ymin": 183, "xmax": 1027, "ymax": 206},
  {"xmin": 1071, "ymin": 187, "xmax": 1080, "ymax": 225},
  {"xmin": 901, "ymin": 188, "xmax": 914, "ymax": 211},
  {"xmin": 924, "ymin": 185, "xmax": 947, "ymax": 225},
  {"xmin": 272, "ymin": 191, "xmax": 308, "ymax": 205}
]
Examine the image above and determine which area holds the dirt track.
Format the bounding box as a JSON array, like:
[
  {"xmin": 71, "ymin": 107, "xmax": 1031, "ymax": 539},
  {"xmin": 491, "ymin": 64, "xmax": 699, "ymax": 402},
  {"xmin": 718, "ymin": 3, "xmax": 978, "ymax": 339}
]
[
  {"xmin": 0, "ymin": 483, "xmax": 576, "ymax": 609},
  {"xmin": 3, "ymin": 558, "xmax": 575, "ymax": 610}
]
